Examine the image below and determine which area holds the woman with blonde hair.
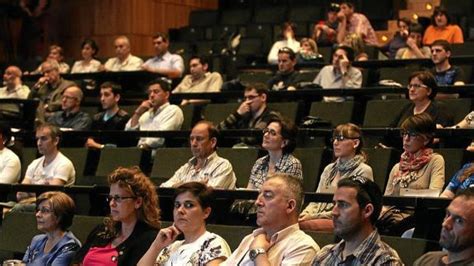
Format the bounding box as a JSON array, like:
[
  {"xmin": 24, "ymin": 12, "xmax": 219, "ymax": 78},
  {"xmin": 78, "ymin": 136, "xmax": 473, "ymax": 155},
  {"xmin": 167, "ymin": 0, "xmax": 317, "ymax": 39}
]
[
  {"xmin": 72, "ymin": 166, "xmax": 160, "ymax": 265},
  {"xmin": 299, "ymin": 123, "xmax": 373, "ymax": 231}
]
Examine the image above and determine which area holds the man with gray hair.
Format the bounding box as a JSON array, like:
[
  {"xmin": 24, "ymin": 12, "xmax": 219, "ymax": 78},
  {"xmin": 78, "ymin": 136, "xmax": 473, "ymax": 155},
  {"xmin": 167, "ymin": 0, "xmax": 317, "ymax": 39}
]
[
  {"xmin": 104, "ymin": 36, "xmax": 143, "ymax": 71},
  {"xmin": 221, "ymin": 174, "xmax": 320, "ymax": 265},
  {"xmin": 29, "ymin": 60, "xmax": 76, "ymax": 119},
  {"xmin": 0, "ymin": 65, "xmax": 30, "ymax": 99},
  {"xmin": 414, "ymin": 187, "xmax": 474, "ymax": 265},
  {"xmin": 47, "ymin": 85, "xmax": 92, "ymax": 130}
]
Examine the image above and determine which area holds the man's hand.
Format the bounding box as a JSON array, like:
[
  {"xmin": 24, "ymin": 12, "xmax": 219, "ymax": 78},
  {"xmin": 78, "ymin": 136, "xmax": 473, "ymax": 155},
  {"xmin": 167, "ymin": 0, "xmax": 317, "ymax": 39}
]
[
  {"xmin": 135, "ymin": 100, "xmax": 153, "ymax": 116},
  {"xmin": 85, "ymin": 138, "xmax": 103, "ymax": 149},
  {"xmin": 406, "ymin": 36, "xmax": 417, "ymax": 49},
  {"xmin": 250, "ymin": 231, "xmax": 271, "ymax": 251},
  {"xmin": 339, "ymin": 53, "xmax": 350, "ymax": 74},
  {"xmin": 236, "ymin": 101, "xmax": 251, "ymax": 116}
]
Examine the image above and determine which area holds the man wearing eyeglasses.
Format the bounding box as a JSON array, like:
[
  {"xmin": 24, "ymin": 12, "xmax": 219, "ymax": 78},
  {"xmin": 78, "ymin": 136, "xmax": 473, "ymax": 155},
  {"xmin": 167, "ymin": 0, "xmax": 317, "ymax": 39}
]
[
  {"xmin": 46, "ymin": 85, "xmax": 92, "ymax": 131},
  {"xmin": 267, "ymin": 47, "xmax": 303, "ymax": 91},
  {"xmin": 125, "ymin": 78, "xmax": 184, "ymax": 150},
  {"xmin": 312, "ymin": 177, "xmax": 403, "ymax": 265},
  {"xmin": 160, "ymin": 120, "xmax": 236, "ymax": 189},
  {"xmin": 218, "ymin": 85, "xmax": 281, "ymax": 147},
  {"xmin": 429, "ymin": 39, "xmax": 465, "ymax": 99},
  {"xmin": 414, "ymin": 187, "xmax": 474, "ymax": 265},
  {"xmin": 222, "ymin": 174, "xmax": 319, "ymax": 265}
]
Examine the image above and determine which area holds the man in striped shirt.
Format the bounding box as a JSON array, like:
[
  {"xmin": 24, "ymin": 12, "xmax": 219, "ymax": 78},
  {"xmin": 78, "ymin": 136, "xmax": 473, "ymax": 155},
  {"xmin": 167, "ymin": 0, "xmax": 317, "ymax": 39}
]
[{"xmin": 312, "ymin": 176, "xmax": 403, "ymax": 265}]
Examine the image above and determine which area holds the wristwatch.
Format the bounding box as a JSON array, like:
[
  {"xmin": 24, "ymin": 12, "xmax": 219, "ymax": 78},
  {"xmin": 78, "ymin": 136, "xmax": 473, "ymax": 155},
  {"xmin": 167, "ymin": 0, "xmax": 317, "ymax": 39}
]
[{"xmin": 249, "ymin": 248, "xmax": 266, "ymax": 261}]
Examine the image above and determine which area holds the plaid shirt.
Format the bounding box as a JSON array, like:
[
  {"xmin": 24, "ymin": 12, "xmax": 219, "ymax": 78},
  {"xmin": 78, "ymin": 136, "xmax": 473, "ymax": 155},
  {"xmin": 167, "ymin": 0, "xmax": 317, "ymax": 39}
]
[
  {"xmin": 312, "ymin": 230, "xmax": 403, "ymax": 266},
  {"xmin": 249, "ymin": 153, "xmax": 303, "ymax": 189}
]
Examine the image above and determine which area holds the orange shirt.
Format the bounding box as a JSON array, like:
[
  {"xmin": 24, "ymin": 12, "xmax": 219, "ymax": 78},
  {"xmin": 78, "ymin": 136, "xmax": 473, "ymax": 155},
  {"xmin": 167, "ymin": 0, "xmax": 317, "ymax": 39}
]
[{"xmin": 423, "ymin": 24, "xmax": 464, "ymax": 45}]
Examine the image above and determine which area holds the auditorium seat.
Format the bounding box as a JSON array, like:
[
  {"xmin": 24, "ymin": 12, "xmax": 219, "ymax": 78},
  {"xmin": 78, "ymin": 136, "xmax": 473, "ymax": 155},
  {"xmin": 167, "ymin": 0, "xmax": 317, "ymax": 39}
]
[
  {"xmin": 288, "ymin": 6, "xmax": 323, "ymax": 24},
  {"xmin": 189, "ymin": 9, "xmax": 219, "ymax": 28},
  {"xmin": 218, "ymin": 147, "xmax": 259, "ymax": 188},
  {"xmin": 220, "ymin": 9, "xmax": 253, "ymax": 26},
  {"xmin": 207, "ymin": 224, "xmax": 255, "ymax": 250},
  {"xmin": 176, "ymin": 26, "xmax": 205, "ymax": 42},
  {"xmin": 202, "ymin": 102, "xmax": 240, "ymax": 126},
  {"xmin": 95, "ymin": 147, "xmax": 143, "ymax": 177},
  {"xmin": 305, "ymin": 230, "xmax": 337, "ymax": 248},
  {"xmin": 381, "ymin": 236, "xmax": 440, "ymax": 266},
  {"xmin": 209, "ymin": 25, "xmax": 239, "ymax": 42},
  {"xmin": 363, "ymin": 99, "xmax": 409, "ymax": 128},
  {"xmin": 61, "ymin": 148, "xmax": 89, "ymax": 177},
  {"xmin": 238, "ymin": 71, "xmax": 273, "ymax": 87},
  {"xmin": 0, "ymin": 212, "xmax": 38, "ymax": 260},
  {"xmin": 20, "ymin": 147, "xmax": 39, "ymax": 180},
  {"xmin": 253, "ymin": 6, "xmax": 288, "ymax": 24},
  {"xmin": 243, "ymin": 24, "xmax": 274, "ymax": 52},
  {"xmin": 309, "ymin": 101, "xmax": 361, "ymax": 127},
  {"xmin": 293, "ymin": 147, "xmax": 329, "ymax": 192},
  {"xmin": 150, "ymin": 148, "xmax": 191, "ymax": 184},
  {"xmin": 364, "ymin": 148, "xmax": 398, "ymax": 191},
  {"xmin": 440, "ymin": 98, "xmax": 472, "ymax": 124},
  {"xmin": 434, "ymin": 148, "xmax": 466, "ymax": 187},
  {"xmin": 180, "ymin": 104, "xmax": 197, "ymax": 131},
  {"xmin": 377, "ymin": 66, "xmax": 420, "ymax": 87},
  {"xmin": 267, "ymin": 102, "xmax": 301, "ymax": 124},
  {"xmin": 70, "ymin": 215, "xmax": 104, "ymax": 243}
]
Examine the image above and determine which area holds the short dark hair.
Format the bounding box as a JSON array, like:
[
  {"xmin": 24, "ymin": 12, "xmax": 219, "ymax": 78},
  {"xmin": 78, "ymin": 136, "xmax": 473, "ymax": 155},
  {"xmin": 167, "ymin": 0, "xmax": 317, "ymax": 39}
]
[
  {"xmin": 267, "ymin": 117, "xmax": 297, "ymax": 154},
  {"xmin": 333, "ymin": 45, "xmax": 355, "ymax": 62},
  {"xmin": 431, "ymin": 39, "xmax": 452, "ymax": 53},
  {"xmin": 431, "ymin": 6, "xmax": 451, "ymax": 26},
  {"xmin": 409, "ymin": 23, "xmax": 424, "ymax": 35},
  {"xmin": 337, "ymin": 176, "xmax": 383, "ymax": 225},
  {"xmin": 340, "ymin": 1, "xmax": 355, "ymax": 9},
  {"xmin": 401, "ymin": 112, "xmax": 436, "ymax": 144},
  {"xmin": 147, "ymin": 78, "xmax": 172, "ymax": 92},
  {"xmin": 278, "ymin": 47, "xmax": 296, "ymax": 60},
  {"xmin": 397, "ymin": 17, "xmax": 411, "ymax": 27},
  {"xmin": 80, "ymin": 39, "xmax": 99, "ymax": 56},
  {"xmin": 281, "ymin": 22, "xmax": 297, "ymax": 35},
  {"xmin": 0, "ymin": 122, "xmax": 12, "ymax": 145},
  {"xmin": 100, "ymin": 81, "xmax": 122, "ymax": 96},
  {"xmin": 174, "ymin": 182, "xmax": 214, "ymax": 210},
  {"xmin": 36, "ymin": 191, "xmax": 75, "ymax": 231},
  {"xmin": 408, "ymin": 71, "xmax": 438, "ymax": 100},
  {"xmin": 153, "ymin": 32, "xmax": 169, "ymax": 42},
  {"xmin": 244, "ymin": 83, "xmax": 269, "ymax": 96},
  {"xmin": 454, "ymin": 187, "xmax": 474, "ymax": 200},
  {"xmin": 189, "ymin": 55, "xmax": 209, "ymax": 66}
]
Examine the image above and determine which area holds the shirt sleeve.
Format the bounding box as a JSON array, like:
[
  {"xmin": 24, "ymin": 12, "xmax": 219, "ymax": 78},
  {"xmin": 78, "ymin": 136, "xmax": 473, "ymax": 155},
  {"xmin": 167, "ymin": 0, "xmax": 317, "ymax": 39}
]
[
  {"xmin": 144, "ymin": 106, "xmax": 184, "ymax": 148},
  {"xmin": 452, "ymin": 25, "xmax": 464, "ymax": 43},
  {"xmin": 0, "ymin": 154, "xmax": 20, "ymax": 184},
  {"xmin": 384, "ymin": 164, "xmax": 399, "ymax": 196},
  {"xmin": 281, "ymin": 239, "xmax": 319, "ymax": 266},
  {"xmin": 160, "ymin": 163, "xmax": 187, "ymax": 188},
  {"xmin": 445, "ymin": 165, "xmax": 464, "ymax": 192},
  {"xmin": 267, "ymin": 42, "xmax": 281, "ymax": 64},
  {"xmin": 206, "ymin": 159, "xmax": 236, "ymax": 189},
  {"xmin": 171, "ymin": 55, "xmax": 185, "ymax": 76},
  {"xmin": 344, "ymin": 68, "xmax": 362, "ymax": 88},
  {"xmin": 428, "ymin": 154, "xmax": 445, "ymax": 191},
  {"xmin": 53, "ymin": 159, "xmax": 75, "ymax": 184}
]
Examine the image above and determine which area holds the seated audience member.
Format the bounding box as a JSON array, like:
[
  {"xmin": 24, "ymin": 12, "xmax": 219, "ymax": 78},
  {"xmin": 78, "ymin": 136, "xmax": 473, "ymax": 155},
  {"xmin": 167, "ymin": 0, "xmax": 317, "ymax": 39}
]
[
  {"xmin": 142, "ymin": 32, "xmax": 184, "ymax": 78},
  {"xmin": 392, "ymin": 71, "xmax": 452, "ymax": 128},
  {"xmin": 218, "ymin": 85, "xmax": 281, "ymax": 147},
  {"xmin": 14, "ymin": 124, "xmax": 75, "ymax": 211},
  {"xmin": 423, "ymin": 6, "xmax": 464, "ymax": 46},
  {"xmin": 430, "ymin": 39, "xmax": 465, "ymax": 99},
  {"xmin": 313, "ymin": 45, "xmax": 362, "ymax": 102},
  {"xmin": 299, "ymin": 123, "xmax": 373, "ymax": 231},
  {"xmin": 312, "ymin": 3, "xmax": 340, "ymax": 46},
  {"xmin": 380, "ymin": 18, "xmax": 410, "ymax": 59},
  {"xmin": 222, "ymin": 174, "xmax": 320, "ymax": 265},
  {"xmin": 297, "ymin": 38, "xmax": 322, "ymax": 64},
  {"xmin": 247, "ymin": 117, "xmax": 302, "ymax": 190},
  {"xmin": 30, "ymin": 45, "xmax": 70, "ymax": 74},
  {"xmin": 71, "ymin": 39, "xmax": 102, "ymax": 73},
  {"xmin": 312, "ymin": 177, "xmax": 403, "ymax": 265},
  {"xmin": 268, "ymin": 22, "xmax": 301, "ymax": 64},
  {"xmin": 414, "ymin": 187, "xmax": 474, "ymax": 265},
  {"xmin": 173, "ymin": 55, "xmax": 223, "ymax": 105},
  {"xmin": 0, "ymin": 65, "xmax": 30, "ymax": 99},
  {"xmin": 267, "ymin": 47, "xmax": 303, "ymax": 91},
  {"xmin": 104, "ymin": 36, "xmax": 143, "ymax": 71},
  {"xmin": 336, "ymin": 1, "xmax": 378, "ymax": 46},
  {"xmin": 385, "ymin": 113, "xmax": 445, "ymax": 196},
  {"xmin": 72, "ymin": 167, "xmax": 160, "ymax": 265},
  {"xmin": 86, "ymin": 82, "xmax": 130, "ymax": 149},
  {"xmin": 441, "ymin": 163, "xmax": 474, "ymax": 198},
  {"xmin": 451, "ymin": 111, "xmax": 474, "ymax": 151},
  {"xmin": 0, "ymin": 122, "xmax": 20, "ymax": 183},
  {"xmin": 138, "ymin": 182, "xmax": 231, "ymax": 265},
  {"xmin": 29, "ymin": 60, "xmax": 76, "ymax": 120},
  {"xmin": 395, "ymin": 23, "xmax": 431, "ymax": 59},
  {"xmin": 125, "ymin": 78, "xmax": 183, "ymax": 150},
  {"xmin": 23, "ymin": 191, "xmax": 81, "ymax": 265},
  {"xmin": 47, "ymin": 85, "xmax": 92, "ymax": 130},
  {"xmin": 160, "ymin": 121, "xmax": 236, "ymax": 189}
]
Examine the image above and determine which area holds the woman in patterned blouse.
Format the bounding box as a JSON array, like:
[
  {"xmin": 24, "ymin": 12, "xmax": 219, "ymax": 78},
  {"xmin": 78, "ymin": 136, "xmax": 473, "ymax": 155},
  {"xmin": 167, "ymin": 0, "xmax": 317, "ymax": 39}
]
[{"xmin": 138, "ymin": 182, "xmax": 231, "ymax": 266}]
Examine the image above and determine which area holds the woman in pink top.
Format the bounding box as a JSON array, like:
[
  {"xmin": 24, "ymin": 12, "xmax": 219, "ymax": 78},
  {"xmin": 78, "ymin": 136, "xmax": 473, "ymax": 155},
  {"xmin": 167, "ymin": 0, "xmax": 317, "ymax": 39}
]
[{"xmin": 423, "ymin": 6, "xmax": 464, "ymax": 45}]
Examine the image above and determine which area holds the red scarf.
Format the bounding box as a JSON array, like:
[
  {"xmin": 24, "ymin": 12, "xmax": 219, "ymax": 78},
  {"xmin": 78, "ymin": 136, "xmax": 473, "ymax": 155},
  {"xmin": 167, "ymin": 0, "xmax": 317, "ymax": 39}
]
[{"xmin": 393, "ymin": 148, "xmax": 433, "ymax": 188}]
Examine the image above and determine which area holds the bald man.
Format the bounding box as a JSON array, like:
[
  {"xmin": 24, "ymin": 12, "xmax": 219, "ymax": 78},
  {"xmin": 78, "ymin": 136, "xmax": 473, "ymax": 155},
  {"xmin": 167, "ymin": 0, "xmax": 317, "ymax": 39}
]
[
  {"xmin": 47, "ymin": 85, "xmax": 92, "ymax": 130},
  {"xmin": 0, "ymin": 66, "xmax": 30, "ymax": 99},
  {"xmin": 104, "ymin": 36, "xmax": 143, "ymax": 71}
]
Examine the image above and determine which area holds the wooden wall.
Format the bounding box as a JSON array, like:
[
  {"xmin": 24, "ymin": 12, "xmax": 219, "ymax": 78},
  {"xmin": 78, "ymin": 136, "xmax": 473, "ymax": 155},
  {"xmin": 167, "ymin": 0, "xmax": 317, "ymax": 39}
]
[{"xmin": 57, "ymin": 0, "xmax": 218, "ymax": 59}]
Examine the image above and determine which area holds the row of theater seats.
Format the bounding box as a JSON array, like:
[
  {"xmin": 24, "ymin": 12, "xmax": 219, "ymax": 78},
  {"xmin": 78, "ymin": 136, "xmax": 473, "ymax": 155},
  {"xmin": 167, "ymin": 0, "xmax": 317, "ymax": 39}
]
[
  {"xmin": 0, "ymin": 211, "xmax": 441, "ymax": 265},
  {"xmin": 19, "ymin": 145, "xmax": 473, "ymax": 193}
]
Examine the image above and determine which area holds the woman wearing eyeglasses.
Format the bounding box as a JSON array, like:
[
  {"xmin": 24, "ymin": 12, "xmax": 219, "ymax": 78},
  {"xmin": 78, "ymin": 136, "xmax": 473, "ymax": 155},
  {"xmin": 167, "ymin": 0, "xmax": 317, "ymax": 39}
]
[
  {"xmin": 393, "ymin": 71, "xmax": 452, "ymax": 128},
  {"xmin": 246, "ymin": 117, "xmax": 302, "ymax": 189},
  {"xmin": 385, "ymin": 113, "xmax": 445, "ymax": 196},
  {"xmin": 72, "ymin": 166, "xmax": 160, "ymax": 265},
  {"xmin": 138, "ymin": 182, "xmax": 231, "ymax": 266},
  {"xmin": 22, "ymin": 191, "xmax": 81, "ymax": 265},
  {"xmin": 299, "ymin": 123, "xmax": 373, "ymax": 231}
]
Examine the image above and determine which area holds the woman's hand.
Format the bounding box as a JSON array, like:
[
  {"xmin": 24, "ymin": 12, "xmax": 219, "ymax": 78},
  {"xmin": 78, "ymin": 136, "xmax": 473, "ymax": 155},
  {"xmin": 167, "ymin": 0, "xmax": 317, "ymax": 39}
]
[{"xmin": 154, "ymin": 225, "xmax": 182, "ymax": 249}]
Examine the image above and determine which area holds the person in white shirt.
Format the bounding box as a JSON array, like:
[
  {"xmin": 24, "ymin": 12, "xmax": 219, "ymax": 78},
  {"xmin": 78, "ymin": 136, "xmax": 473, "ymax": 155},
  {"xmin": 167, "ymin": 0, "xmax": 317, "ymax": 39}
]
[
  {"xmin": 142, "ymin": 32, "xmax": 184, "ymax": 78},
  {"xmin": 0, "ymin": 123, "xmax": 20, "ymax": 184},
  {"xmin": 125, "ymin": 78, "xmax": 184, "ymax": 150},
  {"xmin": 71, "ymin": 39, "xmax": 102, "ymax": 73},
  {"xmin": 104, "ymin": 36, "xmax": 143, "ymax": 71},
  {"xmin": 0, "ymin": 65, "xmax": 30, "ymax": 99},
  {"xmin": 268, "ymin": 22, "xmax": 301, "ymax": 64}
]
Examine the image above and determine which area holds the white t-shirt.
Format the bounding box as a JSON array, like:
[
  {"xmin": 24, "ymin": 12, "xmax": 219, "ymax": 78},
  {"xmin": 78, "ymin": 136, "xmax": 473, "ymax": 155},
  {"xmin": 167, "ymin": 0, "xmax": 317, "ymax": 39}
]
[
  {"xmin": 155, "ymin": 231, "xmax": 231, "ymax": 266},
  {"xmin": 25, "ymin": 152, "xmax": 75, "ymax": 186},
  {"xmin": 0, "ymin": 147, "xmax": 21, "ymax": 184}
]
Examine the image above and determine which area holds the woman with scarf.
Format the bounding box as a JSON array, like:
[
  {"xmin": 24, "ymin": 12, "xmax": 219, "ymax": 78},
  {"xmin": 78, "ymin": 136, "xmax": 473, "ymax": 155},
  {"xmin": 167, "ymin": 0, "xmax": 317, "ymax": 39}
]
[
  {"xmin": 379, "ymin": 113, "xmax": 445, "ymax": 236},
  {"xmin": 299, "ymin": 123, "xmax": 373, "ymax": 231}
]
